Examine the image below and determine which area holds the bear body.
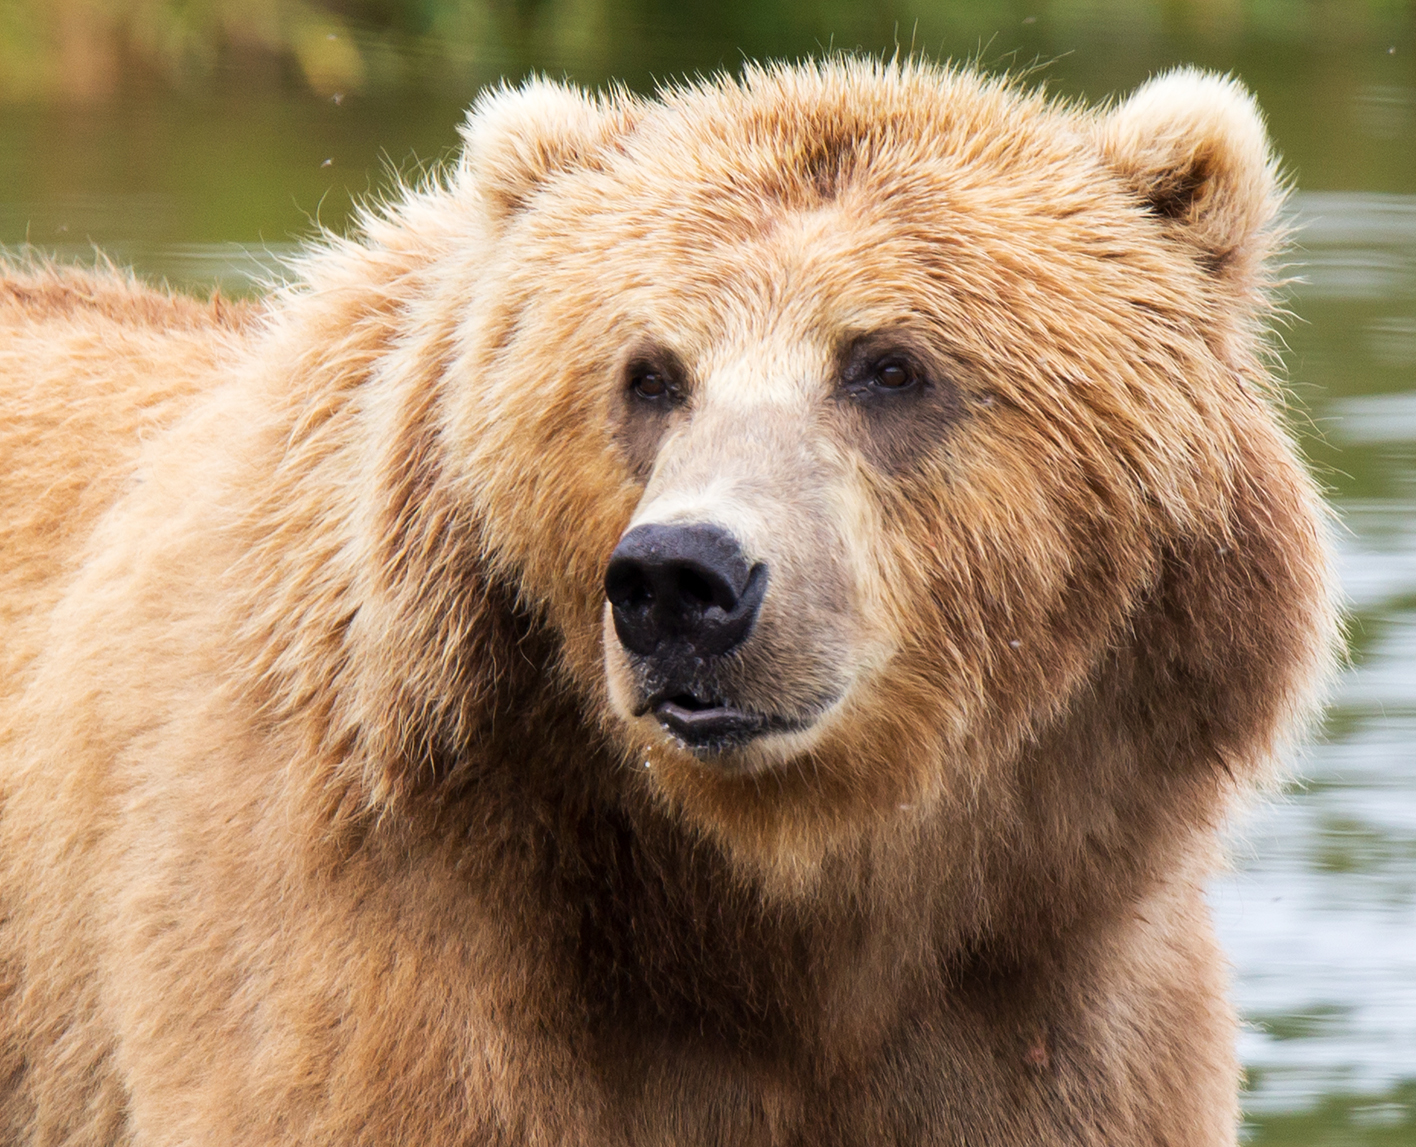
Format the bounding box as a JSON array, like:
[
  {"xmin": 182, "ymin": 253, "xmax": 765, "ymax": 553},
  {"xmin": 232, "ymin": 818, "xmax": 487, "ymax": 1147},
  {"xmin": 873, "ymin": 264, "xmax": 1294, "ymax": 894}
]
[{"xmin": 0, "ymin": 62, "xmax": 1335, "ymax": 1145}]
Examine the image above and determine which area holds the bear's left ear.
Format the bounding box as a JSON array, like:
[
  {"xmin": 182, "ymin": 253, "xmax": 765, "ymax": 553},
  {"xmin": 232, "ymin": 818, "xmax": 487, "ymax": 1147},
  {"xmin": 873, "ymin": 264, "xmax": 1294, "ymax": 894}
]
[
  {"xmin": 458, "ymin": 78, "xmax": 638, "ymax": 223},
  {"xmin": 1098, "ymin": 69, "xmax": 1283, "ymax": 286}
]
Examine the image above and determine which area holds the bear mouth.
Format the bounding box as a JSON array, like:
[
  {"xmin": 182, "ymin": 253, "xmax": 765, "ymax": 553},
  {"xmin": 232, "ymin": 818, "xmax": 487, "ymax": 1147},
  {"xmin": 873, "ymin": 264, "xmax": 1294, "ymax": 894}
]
[{"xmin": 640, "ymin": 691, "xmax": 804, "ymax": 754}]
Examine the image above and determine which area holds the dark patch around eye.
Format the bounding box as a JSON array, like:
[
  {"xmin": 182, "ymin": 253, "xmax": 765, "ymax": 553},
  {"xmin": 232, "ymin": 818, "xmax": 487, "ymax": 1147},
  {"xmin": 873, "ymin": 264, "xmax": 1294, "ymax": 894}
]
[
  {"xmin": 832, "ymin": 331, "xmax": 965, "ymax": 474},
  {"xmin": 611, "ymin": 345, "xmax": 691, "ymax": 482}
]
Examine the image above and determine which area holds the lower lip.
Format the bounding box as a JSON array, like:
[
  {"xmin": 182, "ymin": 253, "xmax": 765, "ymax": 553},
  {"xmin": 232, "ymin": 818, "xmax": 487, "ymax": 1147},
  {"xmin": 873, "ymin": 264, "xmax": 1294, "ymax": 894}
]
[{"xmin": 652, "ymin": 699, "xmax": 770, "ymax": 749}]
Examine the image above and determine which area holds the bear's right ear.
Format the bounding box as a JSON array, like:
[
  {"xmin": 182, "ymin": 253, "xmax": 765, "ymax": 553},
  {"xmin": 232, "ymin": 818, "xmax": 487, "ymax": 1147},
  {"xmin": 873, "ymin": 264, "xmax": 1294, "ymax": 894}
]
[
  {"xmin": 458, "ymin": 79, "xmax": 638, "ymax": 223},
  {"xmin": 1097, "ymin": 69, "xmax": 1284, "ymax": 290}
]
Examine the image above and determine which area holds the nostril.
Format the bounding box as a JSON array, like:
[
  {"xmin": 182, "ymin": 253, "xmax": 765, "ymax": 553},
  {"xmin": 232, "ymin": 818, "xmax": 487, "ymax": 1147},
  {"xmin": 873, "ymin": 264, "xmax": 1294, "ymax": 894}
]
[
  {"xmin": 604, "ymin": 562, "xmax": 651, "ymax": 610},
  {"xmin": 676, "ymin": 567, "xmax": 729, "ymax": 612}
]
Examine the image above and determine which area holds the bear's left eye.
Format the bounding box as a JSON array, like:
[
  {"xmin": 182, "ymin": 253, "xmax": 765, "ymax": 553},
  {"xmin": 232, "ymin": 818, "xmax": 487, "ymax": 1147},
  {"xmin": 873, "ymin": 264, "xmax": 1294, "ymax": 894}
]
[
  {"xmin": 872, "ymin": 360, "xmax": 917, "ymax": 391},
  {"xmin": 841, "ymin": 350, "xmax": 927, "ymax": 401}
]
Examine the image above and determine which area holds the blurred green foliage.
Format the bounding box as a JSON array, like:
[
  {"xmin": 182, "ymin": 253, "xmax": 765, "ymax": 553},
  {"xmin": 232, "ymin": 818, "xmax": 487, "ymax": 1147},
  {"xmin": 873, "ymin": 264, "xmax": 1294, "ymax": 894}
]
[
  {"xmin": 0, "ymin": 0, "xmax": 1412, "ymax": 100},
  {"xmin": 0, "ymin": 0, "xmax": 1413, "ymax": 257}
]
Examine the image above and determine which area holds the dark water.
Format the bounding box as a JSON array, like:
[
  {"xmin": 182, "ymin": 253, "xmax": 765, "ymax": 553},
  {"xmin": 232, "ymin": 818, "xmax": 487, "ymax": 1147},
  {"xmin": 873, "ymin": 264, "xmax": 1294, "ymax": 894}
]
[{"xmin": 1, "ymin": 4, "xmax": 1413, "ymax": 1142}]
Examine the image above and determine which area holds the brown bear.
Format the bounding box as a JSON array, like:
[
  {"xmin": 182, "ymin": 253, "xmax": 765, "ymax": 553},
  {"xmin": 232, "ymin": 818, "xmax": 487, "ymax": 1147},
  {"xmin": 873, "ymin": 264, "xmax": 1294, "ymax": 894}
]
[{"xmin": 0, "ymin": 59, "xmax": 1336, "ymax": 1146}]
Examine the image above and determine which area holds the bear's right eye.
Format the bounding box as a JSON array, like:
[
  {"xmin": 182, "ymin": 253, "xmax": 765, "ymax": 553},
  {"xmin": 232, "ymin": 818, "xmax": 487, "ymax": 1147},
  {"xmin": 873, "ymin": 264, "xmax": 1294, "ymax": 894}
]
[
  {"xmin": 632, "ymin": 369, "xmax": 668, "ymax": 399},
  {"xmin": 627, "ymin": 358, "xmax": 685, "ymax": 405}
]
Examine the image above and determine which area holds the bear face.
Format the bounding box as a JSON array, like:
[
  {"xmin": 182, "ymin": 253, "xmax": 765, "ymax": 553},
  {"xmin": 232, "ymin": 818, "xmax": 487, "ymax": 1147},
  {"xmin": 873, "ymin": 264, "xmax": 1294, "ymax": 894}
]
[{"xmin": 340, "ymin": 61, "xmax": 1337, "ymax": 884}]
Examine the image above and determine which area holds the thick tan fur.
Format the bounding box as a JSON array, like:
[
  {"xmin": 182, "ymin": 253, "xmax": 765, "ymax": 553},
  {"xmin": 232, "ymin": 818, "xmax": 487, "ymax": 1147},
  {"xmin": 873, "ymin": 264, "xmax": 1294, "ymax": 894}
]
[{"xmin": 0, "ymin": 61, "xmax": 1336, "ymax": 1145}]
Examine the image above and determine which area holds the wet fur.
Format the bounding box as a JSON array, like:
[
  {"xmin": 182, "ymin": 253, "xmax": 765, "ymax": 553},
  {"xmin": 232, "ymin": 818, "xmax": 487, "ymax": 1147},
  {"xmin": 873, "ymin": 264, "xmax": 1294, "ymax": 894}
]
[{"xmin": 0, "ymin": 61, "xmax": 1335, "ymax": 1145}]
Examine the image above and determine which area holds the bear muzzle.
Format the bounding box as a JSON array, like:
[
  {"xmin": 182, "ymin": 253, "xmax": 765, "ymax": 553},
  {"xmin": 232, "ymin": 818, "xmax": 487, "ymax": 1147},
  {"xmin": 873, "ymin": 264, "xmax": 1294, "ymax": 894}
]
[{"xmin": 604, "ymin": 522, "xmax": 788, "ymax": 751}]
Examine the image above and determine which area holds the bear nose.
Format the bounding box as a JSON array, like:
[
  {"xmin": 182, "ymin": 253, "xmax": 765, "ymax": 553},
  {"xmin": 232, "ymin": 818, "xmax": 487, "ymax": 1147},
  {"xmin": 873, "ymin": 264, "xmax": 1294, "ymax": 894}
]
[{"xmin": 604, "ymin": 524, "xmax": 768, "ymax": 659}]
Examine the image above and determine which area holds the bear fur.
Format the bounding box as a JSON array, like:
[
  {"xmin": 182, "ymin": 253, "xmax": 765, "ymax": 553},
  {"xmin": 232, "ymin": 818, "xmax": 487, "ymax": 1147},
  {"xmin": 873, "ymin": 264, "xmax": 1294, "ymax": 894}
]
[{"xmin": 0, "ymin": 60, "xmax": 1336, "ymax": 1146}]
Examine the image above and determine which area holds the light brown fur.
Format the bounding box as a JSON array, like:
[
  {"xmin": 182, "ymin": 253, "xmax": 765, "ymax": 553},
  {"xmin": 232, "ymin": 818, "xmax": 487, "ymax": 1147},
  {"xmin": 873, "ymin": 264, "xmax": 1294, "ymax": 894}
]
[{"xmin": 0, "ymin": 61, "xmax": 1336, "ymax": 1145}]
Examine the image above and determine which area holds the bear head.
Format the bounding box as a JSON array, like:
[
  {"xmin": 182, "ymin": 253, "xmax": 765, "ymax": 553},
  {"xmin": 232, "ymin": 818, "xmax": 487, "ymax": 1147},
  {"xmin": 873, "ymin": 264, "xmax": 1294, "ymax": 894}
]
[{"xmin": 318, "ymin": 61, "xmax": 1334, "ymax": 896}]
